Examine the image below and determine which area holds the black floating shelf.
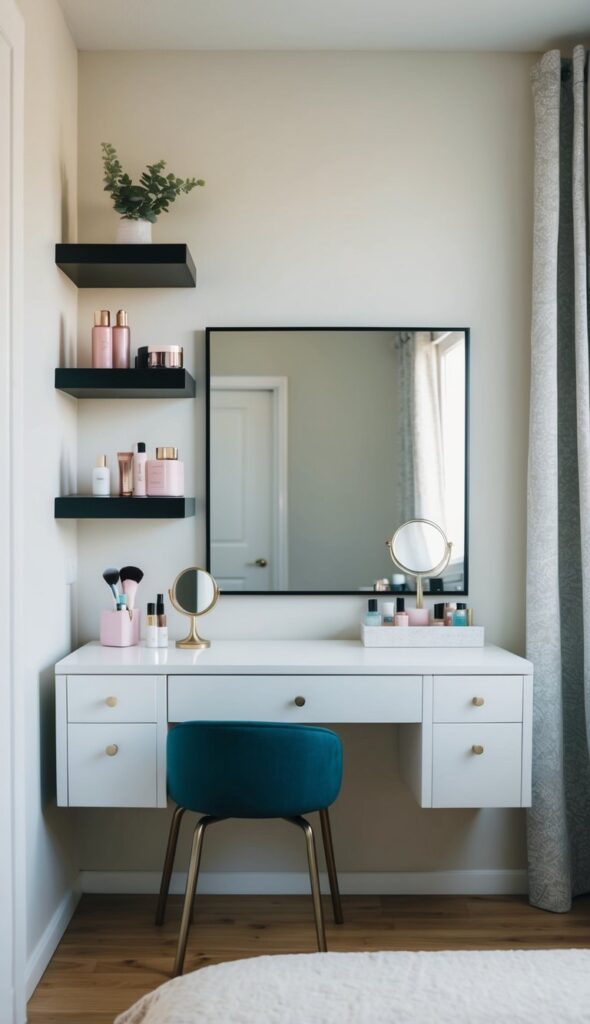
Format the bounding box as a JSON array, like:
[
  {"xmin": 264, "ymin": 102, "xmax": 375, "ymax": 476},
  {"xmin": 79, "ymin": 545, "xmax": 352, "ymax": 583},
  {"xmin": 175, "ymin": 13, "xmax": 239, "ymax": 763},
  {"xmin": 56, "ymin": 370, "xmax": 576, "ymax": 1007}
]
[
  {"xmin": 55, "ymin": 367, "xmax": 196, "ymax": 399},
  {"xmin": 55, "ymin": 496, "xmax": 196, "ymax": 519},
  {"xmin": 55, "ymin": 243, "xmax": 196, "ymax": 288}
]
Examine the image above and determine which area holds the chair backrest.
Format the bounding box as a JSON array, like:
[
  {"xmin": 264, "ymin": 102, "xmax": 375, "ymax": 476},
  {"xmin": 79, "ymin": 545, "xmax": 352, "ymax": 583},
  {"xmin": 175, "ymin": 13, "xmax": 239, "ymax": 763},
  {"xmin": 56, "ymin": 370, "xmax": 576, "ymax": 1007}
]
[{"xmin": 167, "ymin": 721, "xmax": 343, "ymax": 818}]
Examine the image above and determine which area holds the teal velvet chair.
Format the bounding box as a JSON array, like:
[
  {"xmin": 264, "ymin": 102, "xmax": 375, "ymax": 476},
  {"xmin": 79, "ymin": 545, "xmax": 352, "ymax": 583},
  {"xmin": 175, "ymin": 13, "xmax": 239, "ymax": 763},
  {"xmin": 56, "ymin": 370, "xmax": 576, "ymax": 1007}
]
[{"xmin": 155, "ymin": 721, "xmax": 344, "ymax": 975}]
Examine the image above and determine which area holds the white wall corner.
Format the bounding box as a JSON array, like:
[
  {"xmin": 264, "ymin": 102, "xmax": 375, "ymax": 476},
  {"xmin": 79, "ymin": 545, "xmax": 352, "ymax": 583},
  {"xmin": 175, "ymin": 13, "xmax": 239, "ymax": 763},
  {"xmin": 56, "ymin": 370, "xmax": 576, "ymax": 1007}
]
[{"xmin": 25, "ymin": 885, "xmax": 80, "ymax": 1002}]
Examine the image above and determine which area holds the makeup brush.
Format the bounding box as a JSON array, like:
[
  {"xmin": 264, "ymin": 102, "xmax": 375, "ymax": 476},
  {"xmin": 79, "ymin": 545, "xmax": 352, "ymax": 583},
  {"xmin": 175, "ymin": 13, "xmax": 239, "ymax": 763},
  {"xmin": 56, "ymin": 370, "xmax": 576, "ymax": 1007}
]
[
  {"xmin": 120, "ymin": 566, "xmax": 144, "ymax": 619},
  {"xmin": 102, "ymin": 568, "xmax": 120, "ymax": 608}
]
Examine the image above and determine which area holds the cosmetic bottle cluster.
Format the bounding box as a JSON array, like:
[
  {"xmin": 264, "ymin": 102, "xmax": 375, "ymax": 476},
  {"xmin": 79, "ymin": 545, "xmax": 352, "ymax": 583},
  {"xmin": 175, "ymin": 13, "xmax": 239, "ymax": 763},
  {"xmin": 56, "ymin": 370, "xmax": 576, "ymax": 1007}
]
[
  {"xmin": 364, "ymin": 599, "xmax": 474, "ymax": 627},
  {"xmin": 92, "ymin": 444, "xmax": 185, "ymax": 498},
  {"xmin": 91, "ymin": 309, "xmax": 183, "ymax": 369}
]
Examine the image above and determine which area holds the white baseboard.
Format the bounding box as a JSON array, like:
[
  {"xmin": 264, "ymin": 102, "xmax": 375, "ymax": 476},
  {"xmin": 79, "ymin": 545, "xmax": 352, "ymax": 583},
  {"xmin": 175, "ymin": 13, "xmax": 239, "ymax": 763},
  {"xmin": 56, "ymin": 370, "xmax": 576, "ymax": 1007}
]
[
  {"xmin": 25, "ymin": 886, "xmax": 80, "ymax": 1001},
  {"xmin": 80, "ymin": 869, "xmax": 528, "ymax": 897}
]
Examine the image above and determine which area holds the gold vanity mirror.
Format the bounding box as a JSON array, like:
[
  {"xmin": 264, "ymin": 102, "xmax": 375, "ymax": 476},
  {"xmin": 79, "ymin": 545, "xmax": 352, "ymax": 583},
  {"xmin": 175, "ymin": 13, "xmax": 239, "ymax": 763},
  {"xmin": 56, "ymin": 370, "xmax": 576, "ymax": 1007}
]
[
  {"xmin": 169, "ymin": 567, "xmax": 219, "ymax": 649},
  {"xmin": 386, "ymin": 519, "xmax": 452, "ymax": 608}
]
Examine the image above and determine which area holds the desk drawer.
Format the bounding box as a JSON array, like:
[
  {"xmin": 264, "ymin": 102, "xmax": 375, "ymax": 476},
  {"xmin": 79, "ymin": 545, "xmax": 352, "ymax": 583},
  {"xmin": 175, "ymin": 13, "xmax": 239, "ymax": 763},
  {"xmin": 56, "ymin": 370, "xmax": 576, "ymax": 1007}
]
[
  {"xmin": 168, "ymin": 674, "xmax": 422, "ymax": 723},
  {"xmin": 67, "ymin": 675, "xmax": 157, "ymax": 723},
  {"xmin": 67, "ymin": 723, "xmax": 157, "ymax": 807},
  {"xmin": 433, "ymin": 676, "xmax": 523, "ymax": 723},
  {"xmin": 432, "ymin": 723, "xmax": 522, "ymax": 807}
]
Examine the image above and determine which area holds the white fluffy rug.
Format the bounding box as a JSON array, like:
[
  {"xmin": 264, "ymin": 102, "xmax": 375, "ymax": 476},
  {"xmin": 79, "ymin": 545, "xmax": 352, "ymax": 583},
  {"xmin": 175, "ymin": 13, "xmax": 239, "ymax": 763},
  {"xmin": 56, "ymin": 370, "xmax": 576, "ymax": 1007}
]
[{"xmin": 115, "ymin": 949, "xmax": 590, "ymax": 1023}]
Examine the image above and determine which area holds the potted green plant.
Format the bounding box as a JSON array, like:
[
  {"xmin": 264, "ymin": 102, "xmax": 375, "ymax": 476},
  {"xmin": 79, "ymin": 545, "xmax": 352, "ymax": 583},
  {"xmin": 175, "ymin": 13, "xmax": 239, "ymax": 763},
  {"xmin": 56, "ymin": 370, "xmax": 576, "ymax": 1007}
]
[{"xmin": 101, "ymin": 142, "xmax": 205, "ymax": 243}]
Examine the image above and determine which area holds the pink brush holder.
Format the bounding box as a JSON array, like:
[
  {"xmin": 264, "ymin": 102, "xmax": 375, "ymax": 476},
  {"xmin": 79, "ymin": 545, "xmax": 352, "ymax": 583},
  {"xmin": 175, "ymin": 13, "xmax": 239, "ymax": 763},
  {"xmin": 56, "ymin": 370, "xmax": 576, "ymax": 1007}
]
[{"xmin": 100, "ymin": 608, "xmax": 140, "ymax": 647}]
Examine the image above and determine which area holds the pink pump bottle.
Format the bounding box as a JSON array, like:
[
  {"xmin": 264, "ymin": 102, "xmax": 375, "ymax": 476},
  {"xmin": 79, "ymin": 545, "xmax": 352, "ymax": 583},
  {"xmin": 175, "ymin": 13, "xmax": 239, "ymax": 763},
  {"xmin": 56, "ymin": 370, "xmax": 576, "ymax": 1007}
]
[
  {"xmin": 112, "ymin": 309, "xmax": 130, "ymax": 369},
  {"xmin": 92, "ymin": 310, "xmax": 112, "ymax": 368}
]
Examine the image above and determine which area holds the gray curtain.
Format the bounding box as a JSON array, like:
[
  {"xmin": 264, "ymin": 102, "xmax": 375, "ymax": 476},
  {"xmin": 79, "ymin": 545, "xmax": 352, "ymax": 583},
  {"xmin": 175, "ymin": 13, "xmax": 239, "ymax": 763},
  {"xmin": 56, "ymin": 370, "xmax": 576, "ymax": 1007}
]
[{"xmin": 527, "ymin": 46, "xmax": 590, "ymax": 912}]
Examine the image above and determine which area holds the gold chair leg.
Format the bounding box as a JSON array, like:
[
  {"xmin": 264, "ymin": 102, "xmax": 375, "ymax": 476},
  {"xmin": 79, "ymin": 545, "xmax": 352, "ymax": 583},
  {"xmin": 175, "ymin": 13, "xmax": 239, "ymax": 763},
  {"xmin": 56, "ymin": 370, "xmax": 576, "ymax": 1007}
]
[
  {"xmin": 155, "ymin": 805, "xmax": 186, "ymax": 926},
  {"xmin": 173, "ymin": 815, "xmax": 219, "ymax": 977},
  {"xmin": 319, "ymin": 807, "xmax": 343, "ymax": 925},
  {"xmin": 286, "ymin": 816, "xmax": 327, "ymax": 952}
]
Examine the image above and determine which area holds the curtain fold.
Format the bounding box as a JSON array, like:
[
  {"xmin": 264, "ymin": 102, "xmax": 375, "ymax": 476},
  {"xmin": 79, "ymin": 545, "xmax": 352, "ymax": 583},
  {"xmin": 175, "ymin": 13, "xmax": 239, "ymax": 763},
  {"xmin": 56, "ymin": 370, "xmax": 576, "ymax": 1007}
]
[
  {"xmin": 527, "ymin": 46, "xmax": 590, "ymax": 913},
  {"xmin": 396, "ymin": 331, "xmax": 445, "ymax": 528}
]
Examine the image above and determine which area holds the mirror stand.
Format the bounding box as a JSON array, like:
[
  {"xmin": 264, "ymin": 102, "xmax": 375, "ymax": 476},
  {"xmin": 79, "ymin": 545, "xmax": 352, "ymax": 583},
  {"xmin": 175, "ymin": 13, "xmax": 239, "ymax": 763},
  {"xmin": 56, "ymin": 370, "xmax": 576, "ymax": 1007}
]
[{"xmin": 172, "ymin": 607, "xmax": 211, "ymax": 650}]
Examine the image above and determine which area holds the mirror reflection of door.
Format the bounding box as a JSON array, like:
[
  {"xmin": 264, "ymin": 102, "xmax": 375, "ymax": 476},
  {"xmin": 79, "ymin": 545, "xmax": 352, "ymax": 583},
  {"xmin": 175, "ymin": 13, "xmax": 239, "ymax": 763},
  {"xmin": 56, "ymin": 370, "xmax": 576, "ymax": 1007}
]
[{"xmin": 210, "ymin": 377, "xmax": 288, "ymax": 591}]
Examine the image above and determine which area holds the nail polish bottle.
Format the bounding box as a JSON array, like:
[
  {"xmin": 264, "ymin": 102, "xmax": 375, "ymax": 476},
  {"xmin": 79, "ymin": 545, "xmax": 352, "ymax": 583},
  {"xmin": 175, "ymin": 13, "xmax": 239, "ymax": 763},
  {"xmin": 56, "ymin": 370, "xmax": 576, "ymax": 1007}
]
[
  {"xmin": 452, "ymin": 603, "xmax": 467, "ymax": 626},
  {"xmin": 364, "ymin": 598, "xmax": 382, "ymax": 626},
  {"xmin": 394, "ymin": 597, "xmax": 409, "ymax": 626}
]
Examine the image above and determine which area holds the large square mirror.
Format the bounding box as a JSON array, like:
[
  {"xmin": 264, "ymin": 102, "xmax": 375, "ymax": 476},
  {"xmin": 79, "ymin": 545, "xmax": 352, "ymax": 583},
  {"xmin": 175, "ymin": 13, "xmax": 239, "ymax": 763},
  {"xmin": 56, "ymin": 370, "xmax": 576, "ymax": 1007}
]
[{"xmin": 206, "ymin": 328, "xmax": 469, "ymax": 594}]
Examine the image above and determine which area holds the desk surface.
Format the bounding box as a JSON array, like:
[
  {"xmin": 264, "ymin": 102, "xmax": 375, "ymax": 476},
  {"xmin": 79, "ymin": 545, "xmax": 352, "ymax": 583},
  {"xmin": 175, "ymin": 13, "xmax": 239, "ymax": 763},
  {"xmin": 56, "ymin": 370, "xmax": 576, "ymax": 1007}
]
[{"xmin": 55, "ymin": 640, "xmax": 533, "ymax": 676}]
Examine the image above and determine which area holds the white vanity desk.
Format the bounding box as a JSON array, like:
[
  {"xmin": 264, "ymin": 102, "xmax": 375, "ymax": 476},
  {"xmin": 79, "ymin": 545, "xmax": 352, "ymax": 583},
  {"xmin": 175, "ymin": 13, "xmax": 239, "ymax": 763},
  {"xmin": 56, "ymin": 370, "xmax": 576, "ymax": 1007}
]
[{"xmin": 55, "ymin": 640, "xmax": 533, "ymax": 812}]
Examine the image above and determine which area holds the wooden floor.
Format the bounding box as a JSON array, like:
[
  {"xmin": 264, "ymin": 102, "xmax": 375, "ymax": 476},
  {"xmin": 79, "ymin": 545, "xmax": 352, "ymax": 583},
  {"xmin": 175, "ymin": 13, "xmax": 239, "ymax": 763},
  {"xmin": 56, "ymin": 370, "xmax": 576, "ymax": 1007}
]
[{"xmin": 28, "ymin": 893, "xmax": 590, "ymax": 1023}]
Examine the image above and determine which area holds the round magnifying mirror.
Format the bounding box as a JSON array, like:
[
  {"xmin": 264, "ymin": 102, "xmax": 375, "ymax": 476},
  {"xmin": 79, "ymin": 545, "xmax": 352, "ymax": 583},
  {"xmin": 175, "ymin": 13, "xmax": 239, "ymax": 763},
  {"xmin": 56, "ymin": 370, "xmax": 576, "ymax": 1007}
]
[
  {"xmin": 169, "ymin": 567, "xmax": 219, "ymax": 649},
  {"xmin": 387, "ymin": 519, "xmax": 452, "ymax": 608}
]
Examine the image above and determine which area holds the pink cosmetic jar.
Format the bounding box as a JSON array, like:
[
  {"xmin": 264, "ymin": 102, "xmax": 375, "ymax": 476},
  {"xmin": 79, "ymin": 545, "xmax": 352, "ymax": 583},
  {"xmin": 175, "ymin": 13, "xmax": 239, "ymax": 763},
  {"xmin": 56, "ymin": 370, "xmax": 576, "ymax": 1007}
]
[
  {"xmin": 146, "ymin": 446, "xmax": 185, "ymax": 496},
  {"xmin": 147, "ymin": 345, "xmax": 183, "ymax": 369}
]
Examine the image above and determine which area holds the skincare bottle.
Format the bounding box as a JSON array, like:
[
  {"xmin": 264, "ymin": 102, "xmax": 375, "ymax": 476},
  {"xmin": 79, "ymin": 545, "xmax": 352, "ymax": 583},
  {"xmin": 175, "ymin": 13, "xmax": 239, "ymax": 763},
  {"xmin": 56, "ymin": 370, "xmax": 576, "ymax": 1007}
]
[
  {"xmin": 146, "ymin": 447, "xmax": 185, "ymax": 497},
  {"xmin": 91, "ymin": 310, "xmax": 112, "ymax": 368},
  {"xmin": 117, "ymin": 452, "xmax": 134, "ymax": 497},
  {"xmin": 445, "ymin": 603, "xmax": 457, "ymax": 626},
  {"xmin": 364, "ymin": 598, "xmax": 382, "ymax": 626},
  {"xmin": 392, "ymin": 573, "xmax": 406, "ymax": 592},
  {"xmin": 382, "ymin": 600, "xmax": 394, "ymax": 625},
  {"xmin": 156, "ymin": 593, "xmax": 168, "ymax": 648},
  {"xmin": 394, "ymin": 597, "xmax": 409, "ymax": 627},
  {"xmin": 452, "ymin": 603, "xmax": 468, "ymax": 627},
  {"xmin": 408, "ymin": 606, "xmax": 429, "ymax": 626},
  {"xmin": 112, "ymin": 309, "xmax": 130, "ymax": 369},
  {"xmin": 92, "ymin": 455, "xmax": 110, "ymax": 496},
  {"xmin": 133, "ymin": 442, "xmax": 147, "ymax": 496},
  {"xmin": 432, "ymin": 602, "xmax": 446, "ymax": 626},
  {"xmin": 146, "ymin": 602, "xmax": 158, "ymax": 648}
]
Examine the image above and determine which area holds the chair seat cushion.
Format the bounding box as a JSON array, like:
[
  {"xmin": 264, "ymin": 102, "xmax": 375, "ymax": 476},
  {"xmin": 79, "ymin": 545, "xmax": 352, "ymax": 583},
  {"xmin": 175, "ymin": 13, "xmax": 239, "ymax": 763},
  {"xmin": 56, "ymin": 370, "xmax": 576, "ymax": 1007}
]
[{"xmin": 167, "ymin": 721, "xmax": 343, "ymax": 818}]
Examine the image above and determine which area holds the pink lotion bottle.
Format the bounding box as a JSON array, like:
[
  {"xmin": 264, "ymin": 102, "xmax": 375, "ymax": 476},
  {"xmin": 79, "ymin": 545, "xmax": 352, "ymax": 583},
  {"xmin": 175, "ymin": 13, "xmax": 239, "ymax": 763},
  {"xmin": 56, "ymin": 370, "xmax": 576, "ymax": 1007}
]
[
  {"xmin": 92, "ymin": 310, "xmax": 112, "ymax": 368},
  {"xmin": 146, "ymin": 447, "xmax": 185, "ymax": 496},
  {"xmin": 112, "ymin": 309, "xmax": 130, "ymax": 369}
]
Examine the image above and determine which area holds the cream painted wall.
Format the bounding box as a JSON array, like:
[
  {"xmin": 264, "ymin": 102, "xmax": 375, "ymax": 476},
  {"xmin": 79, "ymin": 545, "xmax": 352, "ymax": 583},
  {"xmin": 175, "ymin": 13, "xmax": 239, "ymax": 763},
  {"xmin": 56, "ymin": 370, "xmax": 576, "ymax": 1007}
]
[
  {"xmin": 75, "ymin": 52, "xmax": 533, "ymax": 879},
  {"xmin": 16, "ymin": 0, "xmax": 79, "ymax": 965}
]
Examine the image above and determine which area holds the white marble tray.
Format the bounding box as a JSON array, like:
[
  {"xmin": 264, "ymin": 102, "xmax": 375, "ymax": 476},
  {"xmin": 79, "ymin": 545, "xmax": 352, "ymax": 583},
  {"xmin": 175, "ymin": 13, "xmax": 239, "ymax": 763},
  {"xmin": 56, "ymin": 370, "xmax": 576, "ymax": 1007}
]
[{"xmin": 361, "ymin": 624, "xmax": 485, "ymax": 648}]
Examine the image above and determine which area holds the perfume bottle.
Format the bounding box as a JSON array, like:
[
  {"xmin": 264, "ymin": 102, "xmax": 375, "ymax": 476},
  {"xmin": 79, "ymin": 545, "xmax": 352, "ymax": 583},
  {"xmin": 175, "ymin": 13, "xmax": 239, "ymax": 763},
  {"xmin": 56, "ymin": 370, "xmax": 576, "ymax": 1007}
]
[{"xmin": 452, "ymin": 603, "xmax": 468, "ymax": 626}]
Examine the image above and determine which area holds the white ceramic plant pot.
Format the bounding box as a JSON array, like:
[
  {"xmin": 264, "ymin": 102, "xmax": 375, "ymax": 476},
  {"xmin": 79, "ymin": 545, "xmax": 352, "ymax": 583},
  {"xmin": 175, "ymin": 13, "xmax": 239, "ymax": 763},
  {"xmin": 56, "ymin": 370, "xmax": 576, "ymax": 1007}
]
[{"xmin": 116, "ymin": 218, "xmax": 153, "ymax": 244}]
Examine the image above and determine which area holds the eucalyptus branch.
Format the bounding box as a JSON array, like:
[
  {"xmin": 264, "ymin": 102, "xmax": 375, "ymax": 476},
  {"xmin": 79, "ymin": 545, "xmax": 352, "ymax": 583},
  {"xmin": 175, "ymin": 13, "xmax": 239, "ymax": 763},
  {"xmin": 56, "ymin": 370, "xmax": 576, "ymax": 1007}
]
[{"xmin": 101, "ymin": 142, "xmax": 204, "ymax": 222}]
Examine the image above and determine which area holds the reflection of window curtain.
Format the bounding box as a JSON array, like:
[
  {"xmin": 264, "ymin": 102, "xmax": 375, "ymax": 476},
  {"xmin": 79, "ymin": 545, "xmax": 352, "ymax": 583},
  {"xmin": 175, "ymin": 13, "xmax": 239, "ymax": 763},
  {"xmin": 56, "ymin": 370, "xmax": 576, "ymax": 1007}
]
[
  {"xmin": 396, "ymin": 331, "xmax": 415, "ymax": 521},
  {"xmin": 396, "ymin": 332, "xmax": 446, "ymax": 529}
]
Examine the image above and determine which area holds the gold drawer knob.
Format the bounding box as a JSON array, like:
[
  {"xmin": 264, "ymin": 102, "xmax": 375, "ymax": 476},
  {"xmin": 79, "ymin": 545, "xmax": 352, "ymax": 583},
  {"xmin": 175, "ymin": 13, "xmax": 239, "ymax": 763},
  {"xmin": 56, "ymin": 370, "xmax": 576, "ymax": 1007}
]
[
  {"xmin": 105, "ymin": 744, "xmax": 119, "ymax": 757},
  {"xmin": 105, "ymin": 696, "xmax": 118, "ymax": 708},
  {"xmin": 471, "ymin": 744, "xmax": 484, "ymax": 755},
  {"xmin": 472, "ymin": 697, "xmax": 485, "ymax": 707},
  {"xmin": 294, "ymin": 696, "xmax": 306, "ymax": 707}
]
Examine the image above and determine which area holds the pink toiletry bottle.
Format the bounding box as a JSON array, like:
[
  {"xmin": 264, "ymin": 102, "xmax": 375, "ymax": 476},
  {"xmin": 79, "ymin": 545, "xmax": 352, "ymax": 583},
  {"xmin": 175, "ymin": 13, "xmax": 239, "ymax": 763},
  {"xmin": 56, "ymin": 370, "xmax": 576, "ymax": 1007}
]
[
  {"xmin": 92, "ymin": 310, "xmax": 112, "ymax": 368},
  {"xmin": 112, "ymin": 309, "xmax": 130, "ymax": 369}
]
